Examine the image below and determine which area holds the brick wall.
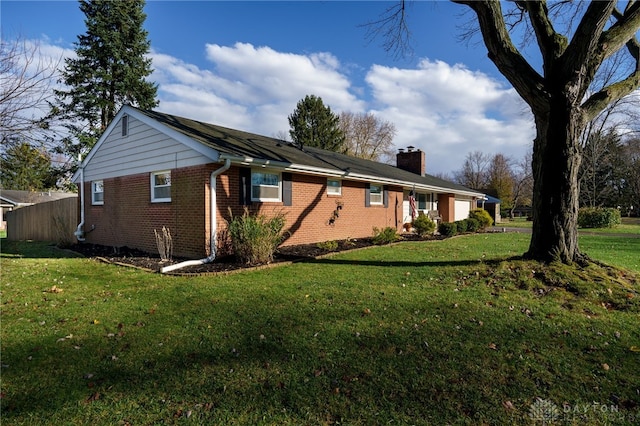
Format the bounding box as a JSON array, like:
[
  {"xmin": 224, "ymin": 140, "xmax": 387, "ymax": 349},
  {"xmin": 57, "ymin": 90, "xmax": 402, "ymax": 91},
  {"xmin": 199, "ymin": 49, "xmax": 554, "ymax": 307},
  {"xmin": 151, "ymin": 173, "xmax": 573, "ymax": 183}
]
[
  {"xmin": 215, "ymin": 167, "xmax": 403, "ymax": 249},
  {"xmin": 81, "ymin": 165, "xmax": 209, "ymax": 258},
  {"xmin": 437, "ymin": 193, "xmax": 456, "ymax": 222},
  {"xmin": 81, "ymin": 164, "xmax": 405, "ymax": 258}
]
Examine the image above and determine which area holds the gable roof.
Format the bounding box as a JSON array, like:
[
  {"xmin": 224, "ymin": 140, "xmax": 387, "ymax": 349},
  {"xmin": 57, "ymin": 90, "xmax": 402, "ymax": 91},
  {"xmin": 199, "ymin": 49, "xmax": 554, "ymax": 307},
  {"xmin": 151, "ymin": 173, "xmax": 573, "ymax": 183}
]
[
  {"xmin": 132, "ymin": 107, "xmax": 483, "ymax": 197},
  {"xmin": 77, "ymin": 105, "xmax": 483, "ymax": 198}
]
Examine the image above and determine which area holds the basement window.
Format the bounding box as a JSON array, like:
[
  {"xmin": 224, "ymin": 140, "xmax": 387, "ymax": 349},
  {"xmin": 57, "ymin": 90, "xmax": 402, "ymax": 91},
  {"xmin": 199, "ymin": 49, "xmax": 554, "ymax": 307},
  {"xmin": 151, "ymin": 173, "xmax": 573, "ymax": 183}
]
[
  {"xmin": 151, "ymin": 171, "xmax": 171, "ymax": 202},
  {"xmin": 92, "ymin": 180, "xmax": 104, "ymax": 205}
]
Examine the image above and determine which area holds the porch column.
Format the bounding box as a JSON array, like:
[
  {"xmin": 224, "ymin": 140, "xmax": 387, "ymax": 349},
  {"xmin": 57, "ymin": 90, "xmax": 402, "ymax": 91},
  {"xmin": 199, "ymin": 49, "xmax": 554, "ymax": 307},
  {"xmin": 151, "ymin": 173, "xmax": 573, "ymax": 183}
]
[{"xmin": 437, "ymin": 193, "xmax": 455, "ymax": 222}]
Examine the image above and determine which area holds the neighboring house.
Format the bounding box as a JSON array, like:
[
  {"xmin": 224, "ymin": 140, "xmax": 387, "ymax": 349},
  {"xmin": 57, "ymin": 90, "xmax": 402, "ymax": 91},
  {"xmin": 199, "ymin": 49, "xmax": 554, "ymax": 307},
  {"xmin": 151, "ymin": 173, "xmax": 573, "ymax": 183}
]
[
  {"xmin": 477, "ymin": 194, "xmax": 501, "ymax": 224},
  {"xmin": 72, "ymin": 105, "xmax": 484, "ymax": 259},
  {"xmin": 0, "ymin": 189, "xmax": 77, "ymax": 230}
]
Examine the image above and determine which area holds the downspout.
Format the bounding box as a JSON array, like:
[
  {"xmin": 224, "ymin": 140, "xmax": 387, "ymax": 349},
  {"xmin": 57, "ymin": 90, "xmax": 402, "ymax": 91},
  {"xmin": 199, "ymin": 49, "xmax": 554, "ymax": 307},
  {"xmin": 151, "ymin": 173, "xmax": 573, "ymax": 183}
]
[
  {"xmin": 161, "ymin": 159, "xmax": 231, "ymax": 274},
  {"xmin": 74, "ymin": 156, "xmax": 86, "ymax": 242}
]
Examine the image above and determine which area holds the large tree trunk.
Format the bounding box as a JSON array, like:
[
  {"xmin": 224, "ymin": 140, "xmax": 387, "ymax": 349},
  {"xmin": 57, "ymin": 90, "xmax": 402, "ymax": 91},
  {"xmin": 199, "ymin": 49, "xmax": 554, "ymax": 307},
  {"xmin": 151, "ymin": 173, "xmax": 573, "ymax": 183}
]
[{"xmin": 526, "ymin": 97, "xmax": 586, "ymax": 264}]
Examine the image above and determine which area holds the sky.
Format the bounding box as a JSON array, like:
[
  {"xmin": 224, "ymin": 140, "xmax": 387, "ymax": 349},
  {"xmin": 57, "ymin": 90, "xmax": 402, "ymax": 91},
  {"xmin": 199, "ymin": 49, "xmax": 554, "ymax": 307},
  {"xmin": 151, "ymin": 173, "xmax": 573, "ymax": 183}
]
[{"xmin": 2, "ymin": 0, "xmax": 537, "ymax": 175}]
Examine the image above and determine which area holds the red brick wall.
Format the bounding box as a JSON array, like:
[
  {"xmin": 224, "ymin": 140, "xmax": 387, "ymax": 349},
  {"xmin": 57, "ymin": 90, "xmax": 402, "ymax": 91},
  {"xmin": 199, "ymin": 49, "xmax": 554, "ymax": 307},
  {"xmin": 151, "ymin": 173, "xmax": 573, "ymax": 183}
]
[
  {"xmin": 81, "ymin": 164, "xmax": 404, "ymax": 258},
  {"xmin": 215, "ymin": 167, "xmax": 403, "ymax": 249},
  {"xmin": 81, "ymin": 165, "xmax": 210, "ymax": 258},
  {"xmin": 437, "ymin": 193, "xmax": 456, "ymax": 222}
]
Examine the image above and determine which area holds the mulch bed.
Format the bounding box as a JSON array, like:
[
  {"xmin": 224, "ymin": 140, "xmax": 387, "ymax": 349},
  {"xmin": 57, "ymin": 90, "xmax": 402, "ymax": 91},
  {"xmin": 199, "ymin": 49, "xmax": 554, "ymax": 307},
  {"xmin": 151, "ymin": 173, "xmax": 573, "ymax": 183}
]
[{"xmin": 67, "ymin": 234, "xmax": 435, "ymax": 275}]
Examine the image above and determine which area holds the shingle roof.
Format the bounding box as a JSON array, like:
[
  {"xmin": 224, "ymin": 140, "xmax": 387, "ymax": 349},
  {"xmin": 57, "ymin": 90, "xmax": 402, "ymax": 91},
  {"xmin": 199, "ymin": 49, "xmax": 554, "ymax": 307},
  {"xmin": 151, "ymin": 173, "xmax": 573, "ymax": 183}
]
[
  {"xmin": 0, "ymin": 189, "xmax": 76, "ymax": 206},
  {"xmin": 136, "ymin": 108, "xmax": 482, "ymax": 196}
]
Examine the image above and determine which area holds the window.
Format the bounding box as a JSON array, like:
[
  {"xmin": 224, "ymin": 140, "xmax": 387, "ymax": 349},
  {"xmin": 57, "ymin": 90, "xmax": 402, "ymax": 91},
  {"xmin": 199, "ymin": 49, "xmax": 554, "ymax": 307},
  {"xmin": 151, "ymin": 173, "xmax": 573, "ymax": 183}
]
[
  {"xmin": 327, "ymin": 179, "xmax": 342, "ymax": 196},
  {"xmin": 121, "ymin": 115, "xmax": 129, "ymax": 137},
  {"xmin": 92, "ymin": 180, "xmax": 104, "ymax": 205},
  {"xmin": 151, "ymin": 171, "xmax": 171, "ymax": 202},
  {"xmin": 369, "ymin": 184, "xmax": 383, "ymax": 205},
  {"xmin": 251, "ymin": 171, "xmax": 281, "ymax": 202}
]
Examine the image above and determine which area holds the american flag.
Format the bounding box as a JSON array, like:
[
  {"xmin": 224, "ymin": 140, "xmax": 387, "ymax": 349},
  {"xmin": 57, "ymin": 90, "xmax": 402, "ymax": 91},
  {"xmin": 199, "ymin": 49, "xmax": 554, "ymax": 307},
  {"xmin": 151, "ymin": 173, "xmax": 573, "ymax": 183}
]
[{"xmin": 409, "ymin": 190, "xmax": 417, "ymax": 221}]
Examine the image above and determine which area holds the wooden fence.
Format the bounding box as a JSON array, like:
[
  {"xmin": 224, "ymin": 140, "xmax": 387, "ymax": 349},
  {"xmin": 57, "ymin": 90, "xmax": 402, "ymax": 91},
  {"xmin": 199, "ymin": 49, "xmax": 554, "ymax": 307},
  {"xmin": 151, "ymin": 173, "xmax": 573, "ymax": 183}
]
[{"xmin": 6, "ymin": 197, "xmax": 78, "ymax": 244}]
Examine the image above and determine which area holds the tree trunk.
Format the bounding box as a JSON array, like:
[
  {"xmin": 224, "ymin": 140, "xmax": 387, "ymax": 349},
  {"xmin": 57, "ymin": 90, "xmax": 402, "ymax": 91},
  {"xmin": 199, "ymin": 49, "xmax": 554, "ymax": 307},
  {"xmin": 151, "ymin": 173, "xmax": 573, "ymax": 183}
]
[{"xmin": 526, "ymin": 97, "xmax": 586, "ymax": 264}]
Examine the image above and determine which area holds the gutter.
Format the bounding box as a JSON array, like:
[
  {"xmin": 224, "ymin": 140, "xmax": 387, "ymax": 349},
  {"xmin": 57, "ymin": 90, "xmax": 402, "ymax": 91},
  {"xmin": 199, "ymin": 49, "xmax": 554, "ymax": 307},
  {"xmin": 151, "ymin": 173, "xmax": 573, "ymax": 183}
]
[
  {"xmin": 161, "ymin": 159, "xmax": 231, "ymax": 274},
  {"xmin": 219, "ymin": 153, "xmax": 484, "ymax": 199},
  {"xmin": 74, "ymin": 157, "xmax": 86, "ymax": 242}
]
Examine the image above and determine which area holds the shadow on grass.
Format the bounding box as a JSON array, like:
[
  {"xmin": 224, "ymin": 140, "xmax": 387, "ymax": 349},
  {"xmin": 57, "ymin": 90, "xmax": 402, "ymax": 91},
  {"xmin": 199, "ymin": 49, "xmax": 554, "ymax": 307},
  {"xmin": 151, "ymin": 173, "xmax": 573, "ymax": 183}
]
[
  {"xmin": 303, "ymin": 256, "xmax": 523, "ymax": 269},
  {"xmin": 0, "ymin": 239, "xmax": 83, "ymax": 259},
  {"xmin": 2, "ymin": 294, "xmax": 638, "ymax": 424}
]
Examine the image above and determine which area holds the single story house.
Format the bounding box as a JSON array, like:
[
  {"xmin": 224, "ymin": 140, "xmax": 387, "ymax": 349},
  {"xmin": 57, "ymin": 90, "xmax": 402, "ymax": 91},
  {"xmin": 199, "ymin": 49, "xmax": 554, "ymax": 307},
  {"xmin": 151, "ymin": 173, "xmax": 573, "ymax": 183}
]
[
  {"xmin": 72, "ymin": 105, "xmax": 484, "ymax": 262},
  {"xmin": 0, "ymin": 189, "xmax": 77, "ymax": 230}
]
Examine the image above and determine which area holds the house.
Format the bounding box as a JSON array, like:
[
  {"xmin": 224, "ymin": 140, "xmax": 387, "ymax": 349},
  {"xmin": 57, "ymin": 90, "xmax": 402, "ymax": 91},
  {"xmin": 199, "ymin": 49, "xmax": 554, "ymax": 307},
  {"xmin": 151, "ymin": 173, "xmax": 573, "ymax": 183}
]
[
  {"xmin": 477, "ymin": 194, "xmax": 501, "ymax": 224},
  {"xmin": 0, "ymin": 189, "xmax": 77, "ymax": 231},
  {"xmin": 72, "ymin": 105, "xmax": 484, "ymax": 262}
]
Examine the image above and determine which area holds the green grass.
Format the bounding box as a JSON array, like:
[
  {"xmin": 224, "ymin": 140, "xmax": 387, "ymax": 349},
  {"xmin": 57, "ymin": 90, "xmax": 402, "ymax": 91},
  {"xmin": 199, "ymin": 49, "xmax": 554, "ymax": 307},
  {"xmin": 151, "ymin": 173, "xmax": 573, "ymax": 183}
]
[
  {"xmin": 499, "ymin": 216, "xmax": 640, "ymax": 235},
  {"xmin": 1, "ymin": 234, "xmax": 639, "ymax": 425}
]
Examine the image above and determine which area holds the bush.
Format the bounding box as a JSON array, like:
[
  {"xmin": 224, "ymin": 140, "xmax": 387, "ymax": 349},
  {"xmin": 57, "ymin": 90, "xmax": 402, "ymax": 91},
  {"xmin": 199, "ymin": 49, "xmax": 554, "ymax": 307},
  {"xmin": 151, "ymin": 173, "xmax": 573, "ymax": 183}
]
[
  {"xmin": 455, "ymin": 219, "xmax": 468, "ymax": 233},
  {"xmin": 227, "ymin": 208, "xmax": 287, "ymax": 265},
  {"xmin": 465, "ymin": 217, "xmax": 480, "ymax": 233},
  {"xmin": 412, "ymin": 214, "xmax": 436, "ymax": 237},
  {"xmin": 372, "ymin": 226, "xmax": 400, "ymax": 245},
  {"xmin": 438, "ymin": 222, "xmax": 457, "ymax": 237},
  {"xmin": 468, "ymin": 208, "xmax": 494, "ymax": 229},
  {"xmin": 578, "ymin": 207, "xmax": 621, "ymax": 229},
  {"xmin": 316, "ymin": 240, "xmax": 338, "ymax": 251}
]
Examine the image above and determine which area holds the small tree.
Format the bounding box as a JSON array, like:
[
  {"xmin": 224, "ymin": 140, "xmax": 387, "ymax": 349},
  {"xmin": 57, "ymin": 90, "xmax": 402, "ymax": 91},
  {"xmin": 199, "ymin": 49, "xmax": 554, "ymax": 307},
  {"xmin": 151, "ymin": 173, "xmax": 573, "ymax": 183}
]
[
  {"xmin": 0, "ymin": 141, "xmax": 57, "ymax": 190},
  {"xmin": 288, "ymin": 95, "xmax": 345, "ymax": 152},
  {"xmin": 339, "ymin": 111, "xmax": 396, "ymax": 162}
]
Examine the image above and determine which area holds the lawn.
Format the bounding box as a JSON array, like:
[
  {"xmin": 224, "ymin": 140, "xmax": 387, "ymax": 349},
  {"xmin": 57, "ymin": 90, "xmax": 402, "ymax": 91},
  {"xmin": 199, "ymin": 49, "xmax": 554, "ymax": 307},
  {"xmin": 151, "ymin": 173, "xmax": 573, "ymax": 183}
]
[{"xmin": 1, "ymin": 233, "xmax": 639, "ymax": 425}]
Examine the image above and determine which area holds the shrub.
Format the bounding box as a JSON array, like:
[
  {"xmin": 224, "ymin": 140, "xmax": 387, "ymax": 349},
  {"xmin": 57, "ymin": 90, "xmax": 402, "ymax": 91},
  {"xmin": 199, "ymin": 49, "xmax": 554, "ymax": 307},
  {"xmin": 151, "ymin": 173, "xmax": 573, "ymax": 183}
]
[
  {"xmin": 578, "ymin": 207, "xmax": 621, "ymax": 229},
  {"xmin": 465, "ymin": 217, "xmax": 480, "ymax": 233},
  {"xmin": 438, "ymin": 222, "xmax": 457, "ymax": 237},
  {"xmin": 455, "ymin": 219, "xmax": 468, "ymax": 233},
  {"xmin": 372, "ymin": 226, "xmax": 400, "ymax": 245},
  {"xmin": 468, "ymin": 208, "xmax": 494, "ymax": 229},
  {"xmin": 412, "ymin": 214, "xmax": 436, "ymax": 237},
  {"xmin": 227, "ymin": 208, "xmax": 287, "ymax": 265},
  {"xmin": 316, "ymin": 240, "xmax": 339, "ymax": 251}
]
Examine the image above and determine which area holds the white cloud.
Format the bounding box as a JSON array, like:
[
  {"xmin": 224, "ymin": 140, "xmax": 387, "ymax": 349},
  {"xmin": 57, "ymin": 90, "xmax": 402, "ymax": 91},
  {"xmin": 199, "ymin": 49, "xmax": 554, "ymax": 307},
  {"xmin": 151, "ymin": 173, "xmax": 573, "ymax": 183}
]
[
  {"xmin": 30, "ymin": 37, "xmax": 535, "ymax": 175},
  {"xmin": 366, "ymin": 59, "xmax": 535, "ymax": 174}
]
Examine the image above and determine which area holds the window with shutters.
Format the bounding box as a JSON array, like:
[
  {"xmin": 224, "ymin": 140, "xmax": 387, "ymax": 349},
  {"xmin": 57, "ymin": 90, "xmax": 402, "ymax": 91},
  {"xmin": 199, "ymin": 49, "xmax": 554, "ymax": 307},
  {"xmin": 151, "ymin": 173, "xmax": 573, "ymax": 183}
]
[
  {"xmin": 251, "ymin": 171, "xmax": 281, "ymax": 202},
  {"xmin": 369, "ymin": 184, "xmax": 383, "ymax": 205}
]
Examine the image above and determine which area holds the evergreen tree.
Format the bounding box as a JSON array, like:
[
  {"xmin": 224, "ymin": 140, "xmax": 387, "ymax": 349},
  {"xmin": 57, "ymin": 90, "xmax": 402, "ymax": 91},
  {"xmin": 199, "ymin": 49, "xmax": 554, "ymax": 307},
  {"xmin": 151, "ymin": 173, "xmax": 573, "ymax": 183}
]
[
  {"xmin": 288, "ymin": 95, "xmax": 345, "ymax": 152},
  {"xmin": 50, "ymin": 0, "xmax": 158, "ymax": 165},
  {"xmin": 0, "ymin": 140, "xmax": 57, "ymax": 191}
]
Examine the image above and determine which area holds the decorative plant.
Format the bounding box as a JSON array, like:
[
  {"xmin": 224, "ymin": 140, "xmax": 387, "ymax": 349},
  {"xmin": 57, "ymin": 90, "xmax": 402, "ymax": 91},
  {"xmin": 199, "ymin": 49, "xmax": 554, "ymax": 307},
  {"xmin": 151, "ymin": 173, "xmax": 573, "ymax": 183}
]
[
  {"xmin": 154, "ymin": 226, "xmax": 173, "ymax": 262},
  {"xmin": 412, "ymin": 214, "xmax": 435, "ymax": 237},
  {"xmin": 227, "ymin": 208, "xmax": 287, "ymax": 265},
  {"xmin": 372, "ymin": 226, "xmax": 399, "ymax": 245}
]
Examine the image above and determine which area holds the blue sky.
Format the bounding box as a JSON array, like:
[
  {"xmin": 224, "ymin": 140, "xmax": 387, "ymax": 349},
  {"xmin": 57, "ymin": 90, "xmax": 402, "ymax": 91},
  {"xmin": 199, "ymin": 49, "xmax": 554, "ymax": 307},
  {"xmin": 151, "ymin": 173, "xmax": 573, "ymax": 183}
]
[{"xmin": 3, "ymin": 1, "xmax": 536, "ymax": 175}]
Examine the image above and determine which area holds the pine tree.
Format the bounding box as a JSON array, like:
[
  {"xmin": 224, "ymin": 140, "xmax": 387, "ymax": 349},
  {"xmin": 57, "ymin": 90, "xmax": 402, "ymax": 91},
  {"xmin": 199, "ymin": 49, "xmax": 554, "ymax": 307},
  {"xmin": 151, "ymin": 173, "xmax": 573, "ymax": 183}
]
[
  {"xmin": 50, "ymin": 0, "xmax": 158, "ymax": 164},
  {"xmin": 0, "ymin": 140, "xmax": 57, "ymax": 191},
  {"xmin": 288, "ymin": 95, "xmax": 345, "ymax": 152}
]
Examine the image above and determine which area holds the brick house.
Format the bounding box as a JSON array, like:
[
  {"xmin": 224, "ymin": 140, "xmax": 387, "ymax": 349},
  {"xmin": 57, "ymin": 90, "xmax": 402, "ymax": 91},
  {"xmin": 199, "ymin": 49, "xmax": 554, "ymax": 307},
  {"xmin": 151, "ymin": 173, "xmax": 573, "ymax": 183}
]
[{"xmin": 72, "ymin": 105, "xmax": 484, "ymax": 264}]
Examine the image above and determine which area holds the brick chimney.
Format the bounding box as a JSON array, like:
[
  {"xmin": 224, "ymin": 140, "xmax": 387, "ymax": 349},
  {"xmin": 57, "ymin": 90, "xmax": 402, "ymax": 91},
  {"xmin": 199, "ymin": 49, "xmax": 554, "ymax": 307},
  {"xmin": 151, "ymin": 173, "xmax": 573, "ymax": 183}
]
[{"xmin": 396, "ymin": 146, "xmax": 425, "ymax": 176}]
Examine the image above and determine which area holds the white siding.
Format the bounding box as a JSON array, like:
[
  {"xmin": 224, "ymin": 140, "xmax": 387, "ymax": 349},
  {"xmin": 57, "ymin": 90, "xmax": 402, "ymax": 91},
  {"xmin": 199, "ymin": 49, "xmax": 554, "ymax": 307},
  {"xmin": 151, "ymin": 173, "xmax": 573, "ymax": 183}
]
[{"xmin": 83, "ymin": 115, "xmax": 215, "ymax": 181}]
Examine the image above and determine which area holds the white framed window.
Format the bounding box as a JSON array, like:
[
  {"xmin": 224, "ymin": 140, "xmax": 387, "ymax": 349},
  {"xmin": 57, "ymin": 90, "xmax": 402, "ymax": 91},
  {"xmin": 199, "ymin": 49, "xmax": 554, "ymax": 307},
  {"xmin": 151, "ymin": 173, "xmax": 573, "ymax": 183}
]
[
  {"xmin": 91, "ymin": 180, "xmax": 104, "ymax": 205},
  {"xmin": 251, "ymin": 171, "xmax": 281, "ymax": 202},
  {"xmin": 121, "ymin": 114, "xmax": 129, "ymax": 137},
  {"xmin": 327, "ymin": 179, "xmax": 342, "ymax": 196},
  {"xmin": 151, "ymin": 171, "xmax": 171, "ymax": 202},
  {"xmin": 369, "ymin": 184, "xmax": 383, "ymax": 205}
]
